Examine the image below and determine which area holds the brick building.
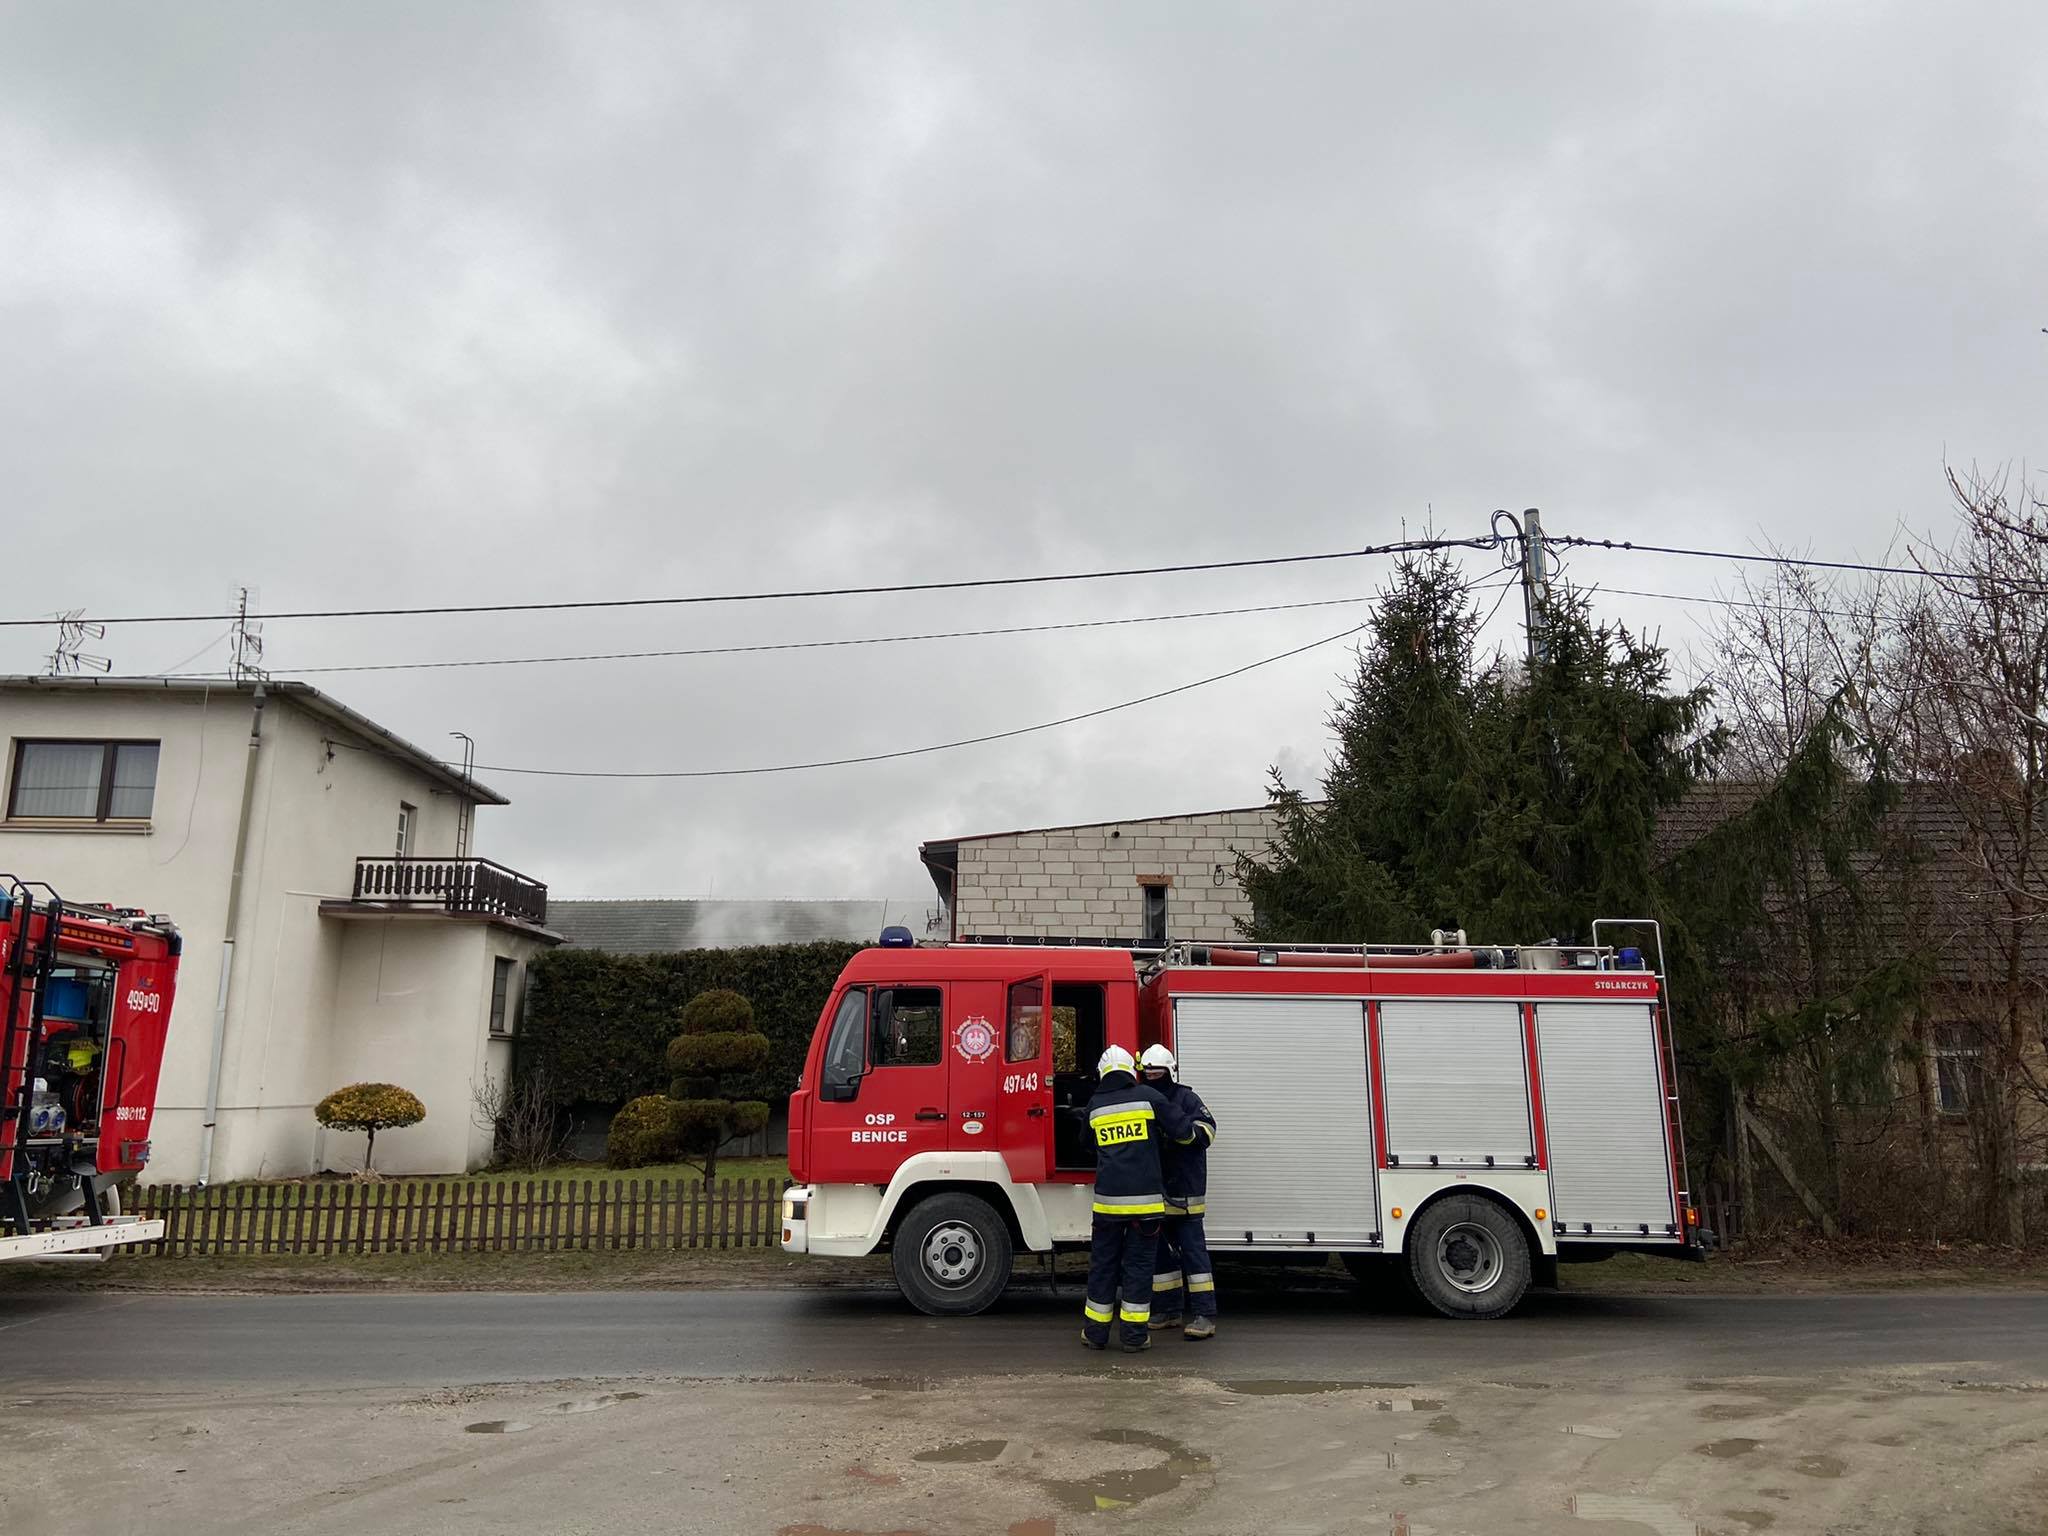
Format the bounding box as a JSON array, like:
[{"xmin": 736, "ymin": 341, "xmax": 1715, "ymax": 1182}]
[{"xmin": 919, "ymin": 805, "xmax": 1286, "ymax": 944}]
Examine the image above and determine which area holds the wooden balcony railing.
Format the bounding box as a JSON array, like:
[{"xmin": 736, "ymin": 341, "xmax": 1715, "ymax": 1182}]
[{"xmin": 349, "ymin": 857, "xmax": 548, "ymax": 925}]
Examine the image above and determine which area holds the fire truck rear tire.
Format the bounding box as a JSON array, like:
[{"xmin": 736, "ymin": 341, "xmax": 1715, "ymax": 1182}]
[
  {"xmin": 1404, "ymin": 1194, "xmax": 1531, "ymax": 1320},
  {"xmin": 889, "ymin": 1192, "xmax": 1014, "ymax": 1316}
]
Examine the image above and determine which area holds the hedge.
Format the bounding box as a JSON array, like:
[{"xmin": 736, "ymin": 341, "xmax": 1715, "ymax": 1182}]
[{"xmin": 517, "ymin": 941, "xmax": 863, "ymax": 1108}]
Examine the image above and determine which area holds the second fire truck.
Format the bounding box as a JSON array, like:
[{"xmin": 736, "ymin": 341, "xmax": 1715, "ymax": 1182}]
[
  {"xmin": 781, "ymin": 922, "xmax": 1696, "ymax": 1319},
  {"xmin": 1, "ymin": 878, "xmax": 181, "ymax": 1262}
]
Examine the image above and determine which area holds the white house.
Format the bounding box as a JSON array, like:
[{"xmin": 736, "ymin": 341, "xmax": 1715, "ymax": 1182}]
[{"xmin": 0, "ymin": 676, "xmax": 559, "ymax": 1183}]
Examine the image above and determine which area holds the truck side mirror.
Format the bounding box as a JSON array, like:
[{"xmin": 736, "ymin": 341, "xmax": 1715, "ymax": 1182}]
[{"xmin": 819, "ymin": 1077, "xmax": 860, "ymax": 1103}]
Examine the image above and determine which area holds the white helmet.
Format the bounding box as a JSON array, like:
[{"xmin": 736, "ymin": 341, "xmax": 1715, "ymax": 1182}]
[
  {"xmin": 1137, "ymin": 1044, "xmax": 1177, "ymax": 1078},
  {"xmin": 1097, "ymin": 1044, "xmax": 1137, "ymax": 1079}
]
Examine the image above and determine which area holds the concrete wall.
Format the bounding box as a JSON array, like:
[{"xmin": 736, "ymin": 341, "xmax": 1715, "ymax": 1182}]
[
  {"xmin": 950, "ymin": 806, "xmax": 1284, "ymax": 942},
  {"xmin": 321, "ymin": 917, "xmax": 549, "ymax": 1175},
  {"xmin": 1, "ymin": 684, "xmax": 505, "ymax": 1183}
]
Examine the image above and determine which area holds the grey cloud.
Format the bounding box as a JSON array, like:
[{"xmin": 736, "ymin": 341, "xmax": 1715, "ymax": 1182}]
[{"xmin": 3, "ymin": 2, "xmax": 2043, "ymax": 900}]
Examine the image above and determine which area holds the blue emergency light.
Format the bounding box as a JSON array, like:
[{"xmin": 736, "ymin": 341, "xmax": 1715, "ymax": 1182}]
[
  {"xmin": 1618, "ymin": 946, "xmax": 1644, "ymax": 970},
  {"xmin": 878, "ymin": 926, "xmax": 916, "ymax": 948}
]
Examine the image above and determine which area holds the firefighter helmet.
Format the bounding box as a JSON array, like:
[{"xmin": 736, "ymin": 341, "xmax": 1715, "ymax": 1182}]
[
  {"xmin": 1137, "ymin": 1044, "xmax": 1177, "ymax": 1079},
  {"xmin": 1097, "ymin": 1044, "xmax": 1137, "ymax": 1079}
]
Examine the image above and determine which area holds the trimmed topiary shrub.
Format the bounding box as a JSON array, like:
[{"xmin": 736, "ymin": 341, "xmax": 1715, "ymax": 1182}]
[
  {"xmin": 666, "ymin": 989, "xmax": 772, "ymax": 1182},
  {"xmin": 315, "ymin": 1082, "xmax": 426, "ymax": 1173},
  {"xmin": 606, "ymin": 1094, "xmax": 681, "ymax": 1169}
]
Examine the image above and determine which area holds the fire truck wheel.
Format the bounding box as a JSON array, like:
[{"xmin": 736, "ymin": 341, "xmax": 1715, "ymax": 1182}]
[
  {"xmin": 890, "ymin": 1192, "xmax": 1014, "ymax": 1316},
  {"xmin": 1404, "ymin": 1195, "xmax": 1531, "ymax": 1320}
]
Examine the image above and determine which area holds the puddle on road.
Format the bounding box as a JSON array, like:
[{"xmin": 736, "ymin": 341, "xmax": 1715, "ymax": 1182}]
[
  {"xmin": 1224, "ymin": 1380, "xmax": 1365, "ymax": 1397},
  {"xmin": 1568, "ymin": 1493, "xmax": 1701, "ymax": 1536},
  {"xmin": 1697, "ymin": 1402, "xmax": 1769, "ymax": 1422},
  {"xmin": 1426, "ymin": 1415, "xmax": 1463, "ymax": 1437},
  {"xmin": 1725, "ymin": 1512, "xmax": 1778, "ymax": 1531},
  {"xmin": 1869, "ymin": 1433, "xmax": 1909, "ymax": 1447},
  {"xmin": 1038, "ymin": 1428, "xmax": 1213, "ymax": 1514},
  {"xmin": 464, "ymin": 1420, "xmax": 532, "ymax": 1435},
  {"xmin": 914, "ymin": 1440, "xmax": 1008, "ymax": 1465},
  {"xmin": 1698, "ymin": 1438, "xmax": 1763, "ymax": 1459},
  {"xmin": 1794, "ymin": 1454, "xmax": 1846, "ymax": 1479},
  {"xmin": 553, "ymin": 1391, "xmax": 646, "ymax": 1415}
]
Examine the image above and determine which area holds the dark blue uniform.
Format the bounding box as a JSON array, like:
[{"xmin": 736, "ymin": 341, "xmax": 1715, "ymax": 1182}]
[
  {"xmin": 1152, "ymin": 1081, "xmax": 1218, "ymax": 1325},
  {"xmin": 1082, "ymin": 1070, "xmax": 1195, "ymax": 1349}
]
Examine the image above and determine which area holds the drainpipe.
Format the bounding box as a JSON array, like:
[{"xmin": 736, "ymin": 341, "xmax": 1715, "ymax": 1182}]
[{"xmin": 197, "ymin": 683, "xmax": 266, "ymax": 1186}]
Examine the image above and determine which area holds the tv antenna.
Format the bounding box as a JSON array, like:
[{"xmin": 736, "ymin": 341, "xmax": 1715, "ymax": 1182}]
[
  {"xmin": 47, "ymin": 611, "xmax": 111, "ymax": 675},
  {"xmin": 229, "ymin": 587, "xmax": 268, "ymax": 682}
]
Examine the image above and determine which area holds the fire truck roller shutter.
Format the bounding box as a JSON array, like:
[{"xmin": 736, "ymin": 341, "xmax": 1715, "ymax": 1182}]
[
  {"xmin": 1535, "ymin": 1002, "xmax": 1677, "ymax": 1237},
  {"xmin": 1377, "ymin": 1001, "xmax": 1535, "ymax": 1168},
  {"xmin": 1169, "ymin": 995, "xmax": 1378, "ymax": 1246}
]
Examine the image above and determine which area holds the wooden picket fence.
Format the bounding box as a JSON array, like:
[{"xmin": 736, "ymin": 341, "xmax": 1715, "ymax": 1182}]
[{"xmin": 114, "ymin": 1176, "xmax": 793, "ymax": 1259}]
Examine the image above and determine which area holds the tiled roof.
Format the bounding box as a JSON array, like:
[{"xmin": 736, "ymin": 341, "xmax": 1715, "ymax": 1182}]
[
  {"xmin": 544, "ymin": 899, "xmax": 928, "ymax": 953},
  {"xmin": 1658, "ymin": 779, "xmax": 2048, "ymax": 983}
]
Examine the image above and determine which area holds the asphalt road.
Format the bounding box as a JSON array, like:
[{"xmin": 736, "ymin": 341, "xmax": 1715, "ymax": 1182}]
[{"xmin": 4, "ymin": 1285, "xmax": 2044, "ymax": 1391}]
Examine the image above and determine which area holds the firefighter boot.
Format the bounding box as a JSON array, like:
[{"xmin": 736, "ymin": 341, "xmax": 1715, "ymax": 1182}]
[
  {"xmin": 1184, "ymin": 1316, "xmax": 1216, "ymax": 1341},
  {"xmin": 1120, "ymin": 1330, "xmax": 1152, "ymax": 1353}
]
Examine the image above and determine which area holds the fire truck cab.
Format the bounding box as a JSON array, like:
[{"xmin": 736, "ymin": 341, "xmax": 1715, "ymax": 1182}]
[
  {"xmin": 2, "ymin": 880, "xmax": 181, "ymax": 1261},
  {"xmin": 782, "ymin": 923, "xmax": 1695, "ymax": 1319}
]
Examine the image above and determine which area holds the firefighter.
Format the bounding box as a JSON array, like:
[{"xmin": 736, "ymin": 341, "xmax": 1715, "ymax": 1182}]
[
  {"xmin": 1081, "ymin": 1044, "xmax": 1196, "ymax": 1353},
  {"xmin": 1140, "ymin": 1043, "xmax": 1219, "ymax": 1340}
]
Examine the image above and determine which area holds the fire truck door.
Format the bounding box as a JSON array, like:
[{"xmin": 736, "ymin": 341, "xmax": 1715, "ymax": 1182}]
[
  {"xmin": 989, "ymin": 973, "xmax": 1053, "ymax": 1182},
  {"xmin": 810, "ymin": 984, "xmax": 952, "ymax": 1183},
  {"xmin": 100, "ymin": 954, "xmax": 176, "ymax": 1172},
  {"xmin": 942, "ymin": 979, "xmax": 1014, "ymax": 1160}
]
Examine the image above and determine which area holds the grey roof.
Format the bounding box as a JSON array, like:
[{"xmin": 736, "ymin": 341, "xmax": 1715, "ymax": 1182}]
[
  {"xmin": 545, "ymin": 898, "xmax": 928, "ymax": 953},
  {"xmin": 0, "ymin": 676, "xmax": 509, "ymax": 805}
]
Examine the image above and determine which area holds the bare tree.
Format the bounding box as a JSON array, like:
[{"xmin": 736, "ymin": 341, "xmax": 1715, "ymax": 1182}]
[
  {"xmin": 1888, "ymin": 465, "xmax": 2048, "ymax": 1244},
  {"xmin": 471, "ymin": 1063, "xmax": 570, "ymax": 1172},
  {"xmin": 1696, "ymin": 555, "xmax": 1921, "ymax": 1231}
]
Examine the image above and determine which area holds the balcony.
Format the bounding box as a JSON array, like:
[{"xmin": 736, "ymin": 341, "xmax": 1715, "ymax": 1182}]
[{"xmin": 348, "ymin": 857, "xmax": 549, "ymax": 926}]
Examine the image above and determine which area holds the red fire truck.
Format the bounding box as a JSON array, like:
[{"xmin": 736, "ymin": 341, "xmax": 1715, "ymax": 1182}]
[
  {"xmin": 781, "ymin": 921, "xmax": 1697, "ymax": 1318},
  {"xmin": 1, "ymin": 880, "xmax": 181, "ymax": 1262}
]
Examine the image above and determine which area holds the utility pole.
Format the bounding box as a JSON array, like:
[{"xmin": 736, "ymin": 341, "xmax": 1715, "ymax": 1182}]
[{"xmin": 1517, "ymin": 507, "xmax": 1550, "ymax": 665}]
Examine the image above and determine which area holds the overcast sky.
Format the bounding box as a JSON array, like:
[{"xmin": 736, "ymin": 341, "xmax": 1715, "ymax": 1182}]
[{"xmin": 3, "ymin": 2, "xmax": 2043, "ymax": 909}]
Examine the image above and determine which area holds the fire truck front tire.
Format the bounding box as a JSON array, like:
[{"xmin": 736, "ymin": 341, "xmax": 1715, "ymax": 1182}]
[
  {"xmin": 890, "ymin": 1192, "xmax": 1014, "ymax": 1316},
  {"xmin": 1403, "ymin": 1194, "xmax": 1531, "ymax": 1320}
]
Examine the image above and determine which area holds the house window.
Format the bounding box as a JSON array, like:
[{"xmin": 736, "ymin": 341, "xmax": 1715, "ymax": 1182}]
[
  {"xmin": 7, "ymin": 740, "xmax": 159, "ymax": 823},
  {"xmin": 396, "ymin": 802, "xmax": 416, "ymax": 857},
  {"xmin": 489, "ymin": 957, "xmax": 517, "ymax": 1036},
  {"xmin": 1935, "ymin": 1025, "xmax": 1982, "ymax": 1115},
  {"xmin": 1139, "ymin": 877, "xmax": 1171, "ymax": 945}
]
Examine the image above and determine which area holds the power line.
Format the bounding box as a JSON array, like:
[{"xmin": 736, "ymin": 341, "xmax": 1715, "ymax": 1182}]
[
  {"xmin": 334, "ymin": 620, "xmax": 1370, "ymax": 781},
  {"xmin": 0, "ymin": 533, "xmax": 1495, "ymax": 630},
  {"xmin": 172, "ymin": 592, "xmax": 1388, "ymax": 677},
  {"xmin": 1554, "ymin": 535, "xmax": 2044, "ymax": 591}
]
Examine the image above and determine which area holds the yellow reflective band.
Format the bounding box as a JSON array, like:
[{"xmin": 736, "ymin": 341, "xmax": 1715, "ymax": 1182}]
[
  {"xmin": 1092, "ymin": 1197, "xmax": 1166, "ymax": 1216},
  {"xmin": 1181, "ymin": 1201, "xmax": 1207, "ymax": 1215},
  {"xmin": 1188, "ymin": 1276, "xmax": 1216, "ymax": 1293},
  {"xmin": 1118, "ymin": 1303, "xmax": 1151, "ymax": 1322},
  {"xmin": 1153, "ymin": 1271, "xmax": 1184, "ymax": 1290},
  {"xmin": 1089, "ymin": 1103, "xmax": 1156, "ymax": 1123},
  {"xmin": 1084, "ymin": 1300, "xmax": 1113, "ymax": 1322},
  {"xmin": 1195, "ymin": 1122, "xmax": 1215, "ymax": 1144}
]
